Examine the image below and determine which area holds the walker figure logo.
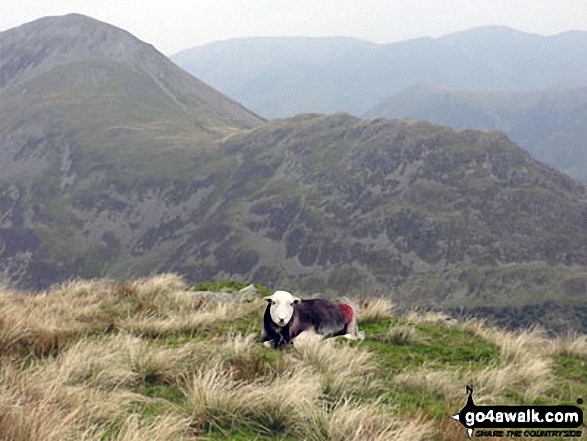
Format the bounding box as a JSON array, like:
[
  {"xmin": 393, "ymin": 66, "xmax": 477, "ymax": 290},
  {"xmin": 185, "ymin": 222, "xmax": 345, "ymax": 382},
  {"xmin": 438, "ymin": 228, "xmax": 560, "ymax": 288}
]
[{"xmin": 450, "ymin": 386, "xmax": 583, "ymax": 438}]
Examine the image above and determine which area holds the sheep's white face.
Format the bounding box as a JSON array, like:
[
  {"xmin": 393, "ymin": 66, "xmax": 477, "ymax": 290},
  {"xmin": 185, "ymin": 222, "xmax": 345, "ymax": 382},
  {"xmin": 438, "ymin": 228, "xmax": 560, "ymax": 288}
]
[{"xmin": 264, "ymin": 290, "xmax": 300, "ymax": 326}]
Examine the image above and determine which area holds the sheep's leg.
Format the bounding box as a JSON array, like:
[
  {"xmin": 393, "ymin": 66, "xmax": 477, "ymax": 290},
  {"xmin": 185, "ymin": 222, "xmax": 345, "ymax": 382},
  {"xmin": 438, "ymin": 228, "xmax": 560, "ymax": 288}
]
[{"xmin": 344, "ymin": 315, "xmax": 365, "ymax": 340}]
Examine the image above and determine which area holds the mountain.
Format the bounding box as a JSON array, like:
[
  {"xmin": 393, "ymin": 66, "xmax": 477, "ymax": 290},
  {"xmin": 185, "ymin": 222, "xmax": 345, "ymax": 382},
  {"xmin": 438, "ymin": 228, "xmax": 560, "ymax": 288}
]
[
  {"xmin": 0, "ymin": 14, "xmax": 263, "ymax": 288},
  {"xmin": 161, "ymin": 113, "xmax": 587, "ymax": 315},
  {"xmin": 0, "ymin": 14, "xmax": 262, "ymax": 128},
  {"xmin": 2, "ymin": 15, "xmax": 587, "ymax": 330},
  {"xmin": 364, "ymin": 85, "xmax": 587, "ymax": 183},
  {"xmin": 171, "ymin": 35, "xmax": 493, "ymax": 119},
  {"xmin": 171, "ymin": 27, "xmax": 587, "ymax": 119}
]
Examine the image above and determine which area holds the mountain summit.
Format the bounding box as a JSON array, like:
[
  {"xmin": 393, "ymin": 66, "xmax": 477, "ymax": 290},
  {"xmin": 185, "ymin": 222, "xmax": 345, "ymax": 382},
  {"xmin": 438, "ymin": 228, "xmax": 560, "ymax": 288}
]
[{"xmin": 0, "ymin": 13, "xmax": 263, "ymax": 128}]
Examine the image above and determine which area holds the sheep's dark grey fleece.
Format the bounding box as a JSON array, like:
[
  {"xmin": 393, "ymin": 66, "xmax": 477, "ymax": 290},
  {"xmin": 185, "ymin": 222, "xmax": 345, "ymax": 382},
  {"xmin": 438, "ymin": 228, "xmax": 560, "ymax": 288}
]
[{"xmin": 262, "ymin": 298, "xmax": 359, "ymax": 349}]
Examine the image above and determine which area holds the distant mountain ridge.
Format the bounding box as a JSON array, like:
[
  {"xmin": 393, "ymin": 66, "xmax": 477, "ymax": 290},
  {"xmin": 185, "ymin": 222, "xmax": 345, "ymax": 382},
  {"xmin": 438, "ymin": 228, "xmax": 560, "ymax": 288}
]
[{"xmin": 172, "ymin": 26, "xmax": 587, "ymax": 119}]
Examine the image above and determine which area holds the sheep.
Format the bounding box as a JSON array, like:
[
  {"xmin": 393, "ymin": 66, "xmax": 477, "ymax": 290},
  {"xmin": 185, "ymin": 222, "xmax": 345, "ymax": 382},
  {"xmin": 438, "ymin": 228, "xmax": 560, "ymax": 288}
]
[{"xmin": 262, "ymin": 290, "xmax": 365, "ymax": 348}]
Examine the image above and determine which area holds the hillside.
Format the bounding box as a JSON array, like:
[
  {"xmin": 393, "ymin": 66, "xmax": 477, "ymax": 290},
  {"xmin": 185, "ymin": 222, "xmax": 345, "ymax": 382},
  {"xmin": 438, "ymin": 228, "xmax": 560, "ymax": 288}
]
[
  {"xmin": 171, "ymin": 27, "xmax": 587, "ymax": 119},
  {"xmin": 365, "ymin": 85, "xmax": 587, "ymax": 183},
  {"xmin": 1, "ymin": 275, "xmax": 585, "ymax": 440},
  {"xmin": 0, "ymin": 14, "xmax": 263, "ymax": 288},
  {"xmin": 160, "ymin": 114, "xmax": 587, "ymax": 318}
]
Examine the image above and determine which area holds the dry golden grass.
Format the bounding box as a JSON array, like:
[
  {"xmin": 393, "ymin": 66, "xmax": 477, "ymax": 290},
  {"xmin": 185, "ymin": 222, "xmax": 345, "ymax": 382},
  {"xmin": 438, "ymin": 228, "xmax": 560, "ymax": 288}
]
[
  {"xmin": 118, "ymin": 300, "xmax": 260, "ymax": 337},
  {"xmin": 181, "ymin": 361, "xmax": 430, "ymax": 440},
  {"xmin": 0, "ymin": 281, "xmax": 115, "ymax": 357},
  {"xmin": 394, "ymin": 366, "xmax": 459, "ymax": 401},
  {"xmin": 357, "ymin": 298, "xmax": 394, "ymax": 321},
  {"xmin": 475, "ymin": 356, "xmax": 552, "ymax": 402},
  {"xmin": 293, "ymin": 337, "xmax": 379, "ymax": 399},
  {"xmin": 319, "ymin": 400, "xmax": 433, "ymax": 441},
  {"xmin": 395, "ymin": 319, "xmax": 554, "ymax": 404},
  {"xmin": 182, "ymin": 364, "xmax": 254, "ymax": 430},
  {"xmin": 553, "ymin": 332, "xmax": 587, "ymax": 358},
  {"xmin": 389, "ymin": 309, "xmax": 556, "ymax": 405},
  {"xmin": 0, "ymin": 275, "xmax": 260, "ymax": 440},
  {"xmin": 0, "ymin": 356, "xmax": 146, "ymax": 441},
  {"xmin": 34, "ymin": 333, "xmax": 202, "ymax": 390},
  {"xmin": 0, "ymin": 275, "xmax": 200, "ymax": 358},
  {"xmin": 1, "ymin": 275, "xmax": 583, "ymax": 440},
  {"xmin": 459, "ymin": 320, "xmax": 553, "ymax": 360},
  {"xmin": 394, "ymin": 355, "xmax": 552, "ymax": 405},
  {"xmin": 182, "ymin": 363, "xmax": 324, "ymax": 436},
  {"xmin": 113, "ymin": 413, "xmax": 192, "ymax": 441},
  {"xmin": 383, "ymin": 324, "xmax": 426, "ymax": 346},
  {"xmin": 0, "ymin": 273, "xmax": 259, "ymax": 346}
]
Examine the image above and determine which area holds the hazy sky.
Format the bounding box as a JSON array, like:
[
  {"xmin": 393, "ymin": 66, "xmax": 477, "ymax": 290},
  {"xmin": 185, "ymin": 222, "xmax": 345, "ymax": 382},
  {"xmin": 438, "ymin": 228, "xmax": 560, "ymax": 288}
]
[{"xmin": 2, "ymin": 0, "xmax": 587, "ymax": 55}]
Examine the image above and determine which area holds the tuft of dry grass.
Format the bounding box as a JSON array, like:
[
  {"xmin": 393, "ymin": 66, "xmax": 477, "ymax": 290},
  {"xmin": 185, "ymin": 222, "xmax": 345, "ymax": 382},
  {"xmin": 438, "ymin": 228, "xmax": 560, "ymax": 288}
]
[
  {"xmin": 319, "ymin": 400, "xmax": 433, "ymax": 441},
  {"xmin": 294, "ymin": 337, "xmax": 379, "ymax": 400},
  {"xmin": 474, "ymin": 356, "xmax": 552, "ymax": 402},
  {"xmin": 0, "ymin": 273, "xmax": 222, "ymax": 358},
  {"xmin": 182, "ymin": 363, "xmax": 324, "ymax": 436},
  {"xmin": 247, "ymin": 367, "xmax": 325, "ymax": 435},
  {"xmin": 358, "ymin": 298, "xmax": 394, "ymax": 322},
  {"xmin": 383, "ymin": 324, "xmax": 425, "ymax": 346},
  {"xmin": 118, "ymin": 300, "xmax": 260, "ymax": 338},
  {"xmin": 0, "ymin": 289, "xmax": 113, "ymax": 357},
  {"xmin": 395, "ymin": 311, "xmax": 556, "ymax": 403},
  {"xmin": 0, "ymin": 358, "xmax": 147, "ymax": 441},
  {"xmin": 394, "ymin": 321, "xmax": 554, "ymax": 404},
  {"xmin": 553, "ymin": 332, "xmax": 587, "ymax": 358},
  {"xmin": 460, "ymin": 321, "xmax": 553, "ymax": 360},
  {"xmin": 394, "ymin": 366, "xmax": 460, "ymax": 402},
  {"xmin": 181, "ymin": 364, "xmax": 253, "ymax": 430},
  {"xmin": 181, "ymin": 360, "xmax": 429, "ymax": 440},
  {"xmin": 113, "ymin": 413, "xmax": 192, "ymax": 441},
  {"xmin": 35, "ymin": 333, "xmax": 201, "ymax": 390}
]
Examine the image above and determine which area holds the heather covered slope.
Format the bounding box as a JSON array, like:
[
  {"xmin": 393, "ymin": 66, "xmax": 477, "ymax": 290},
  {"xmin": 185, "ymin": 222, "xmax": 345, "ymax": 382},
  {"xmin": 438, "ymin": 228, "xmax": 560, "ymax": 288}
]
[
  {"xmin": 164, "ymin": 114, "xmax": 587, "ymax": 314},
  {"xmin": 0, "ymin": 275, "xmax": 585, "ymax": 440}
]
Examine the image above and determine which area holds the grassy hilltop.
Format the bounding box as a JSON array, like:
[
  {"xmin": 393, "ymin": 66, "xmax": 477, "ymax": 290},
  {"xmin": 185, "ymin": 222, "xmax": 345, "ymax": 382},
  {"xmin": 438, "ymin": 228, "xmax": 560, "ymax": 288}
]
[{"xmin": 1, "ymin": 274, "xmax": 586, "ymax": 440}]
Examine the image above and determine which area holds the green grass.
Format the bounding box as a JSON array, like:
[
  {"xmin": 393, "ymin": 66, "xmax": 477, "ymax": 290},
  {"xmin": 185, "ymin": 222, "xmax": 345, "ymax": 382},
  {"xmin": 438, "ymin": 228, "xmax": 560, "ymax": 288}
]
[
  {"xmin": 192, "ymin": 280, "xmax": 273, "ymax": 298},
  {"xmin": 552, "ymin": 355, "xmax": 587, "ymax": 406},
  {"xmin": 358, "ymin": 318, "xmax": 501, "ymax": 371}
]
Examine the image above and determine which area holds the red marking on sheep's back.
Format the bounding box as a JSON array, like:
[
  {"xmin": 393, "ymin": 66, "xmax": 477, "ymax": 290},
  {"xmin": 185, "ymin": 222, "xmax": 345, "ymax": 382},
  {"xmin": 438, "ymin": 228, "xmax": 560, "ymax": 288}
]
[{"xmin": 339, "ymin": 303, "xmax": 354, "ymax": 324}]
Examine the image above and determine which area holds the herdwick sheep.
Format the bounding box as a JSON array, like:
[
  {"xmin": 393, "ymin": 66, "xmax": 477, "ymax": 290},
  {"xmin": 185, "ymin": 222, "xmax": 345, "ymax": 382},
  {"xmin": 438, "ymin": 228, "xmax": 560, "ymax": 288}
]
[{"xmin": 262, "ymin": 290, "xmax": 365, "ymax": 348}]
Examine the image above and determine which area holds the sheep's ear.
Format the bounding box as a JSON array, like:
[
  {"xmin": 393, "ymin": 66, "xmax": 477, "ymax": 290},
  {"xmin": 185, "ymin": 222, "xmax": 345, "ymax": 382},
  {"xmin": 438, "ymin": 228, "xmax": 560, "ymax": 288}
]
[
  {"xmin": 263, "ymin": 295, "xmax": 274, "ymax": 303},
  {"xmin": 292, "ymin": 296, "xmax": 301, "ymax": 304}
]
